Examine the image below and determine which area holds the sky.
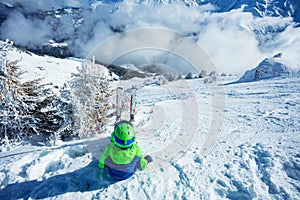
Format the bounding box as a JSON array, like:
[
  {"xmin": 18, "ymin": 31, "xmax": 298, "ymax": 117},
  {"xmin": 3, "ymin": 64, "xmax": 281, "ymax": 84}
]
[{"xmin": 1, "ymin": 0, "xmax": 299, "ymax": 74}]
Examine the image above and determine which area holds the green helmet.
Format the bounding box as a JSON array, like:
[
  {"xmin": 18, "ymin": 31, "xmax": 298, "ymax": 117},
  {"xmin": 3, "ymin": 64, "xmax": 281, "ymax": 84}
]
[{"xmin": 112, "ymin": 121, "xmax": 136, "ymax": 149}]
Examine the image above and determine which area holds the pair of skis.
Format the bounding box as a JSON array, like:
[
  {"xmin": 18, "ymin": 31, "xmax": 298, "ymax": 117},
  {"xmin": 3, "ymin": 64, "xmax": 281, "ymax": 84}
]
[{"xmin": 116, "ymin": 86, "xmax": 137, "ymax": 122}]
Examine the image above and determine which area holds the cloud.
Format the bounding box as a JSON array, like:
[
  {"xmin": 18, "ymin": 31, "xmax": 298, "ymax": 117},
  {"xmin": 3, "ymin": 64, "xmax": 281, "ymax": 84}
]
[
  {"xmin": 272, "ymin": 25, "xmax": 300, "ymax": 70},
  {"xmin": 0, "ymin": 1, "xmax": 299, "ymax": 74},
  {"xmin": 1, "ymin": 10, "xmax": 52, "ymax": 48},
  {"xmin": 197, "ymin": 10, "xmax": 267, "ymax": 74}
]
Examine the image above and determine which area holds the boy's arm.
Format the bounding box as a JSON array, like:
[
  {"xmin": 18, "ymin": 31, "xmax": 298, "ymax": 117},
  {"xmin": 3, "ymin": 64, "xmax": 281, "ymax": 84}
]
[
  {"xmin": 98, "ymin": 145, "xmax": 110, "ymax": 169},
  {"xmin": 135, "ymin": 145, "xmax": 148, "ymax": 170}
]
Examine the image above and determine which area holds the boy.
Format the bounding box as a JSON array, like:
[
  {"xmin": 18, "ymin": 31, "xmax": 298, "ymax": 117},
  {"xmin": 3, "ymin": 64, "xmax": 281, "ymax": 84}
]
[{"xmin": 98, "ymin": 120, "xmax": 152, "ymax": 180}]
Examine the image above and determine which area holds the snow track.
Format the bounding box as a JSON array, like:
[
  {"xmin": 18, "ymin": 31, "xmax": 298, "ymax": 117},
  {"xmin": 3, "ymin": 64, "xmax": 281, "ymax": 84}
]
[{"xmin": 0, "ymin": 77, "xmax": 299, "ymax": 199}]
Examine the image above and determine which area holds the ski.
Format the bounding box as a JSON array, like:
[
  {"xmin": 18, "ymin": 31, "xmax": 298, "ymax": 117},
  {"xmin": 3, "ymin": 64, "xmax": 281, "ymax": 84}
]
[
  {"xmin": 129, "ymin": 86, "xmax": 137, "ymax": 122},
  {"xmin": 116, "ymin": 87, "xmax": 123, "ymax": 121},
  {"xmin": 115, "ymin": 86, "xmax": 137, "ymax": 122}
]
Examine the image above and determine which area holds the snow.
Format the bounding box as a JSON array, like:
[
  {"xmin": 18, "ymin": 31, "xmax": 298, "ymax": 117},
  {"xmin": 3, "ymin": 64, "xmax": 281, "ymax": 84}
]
[
  {"xmin": 0, "ymin": 67, "xmax": 299, "ymax": 199},
  {"xmin": 1, "ymin": 42, "xmax": 81, "ymax": 86},
  {"xmin": 48, "ymin": 40, "xmax": 68, "ymax": 47},
  {"xmin": 0, "ymin": 1, "xmax": 299, "ymax": 197},
  {"xmin": 0, "ymin": 41, "xmax": 113, "ymax": 87},
  {"xmin": 236, "ymin": 56, "xmax": 294, "ymax": 83}
]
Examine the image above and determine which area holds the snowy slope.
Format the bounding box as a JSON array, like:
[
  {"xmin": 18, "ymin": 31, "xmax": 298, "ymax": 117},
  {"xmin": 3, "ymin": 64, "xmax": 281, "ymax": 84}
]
[
  {"xmin": 0, "ymin": 75, "xmax": 299, "ymax": 199},
  {"xmin": 0, "ymin": 40, "xmax": 113, "ymax": 86},
  {"xmin": 0, "ymin": 0, "xmax": 299, "ymax": 76},
  {"xmin": 0, "ymin": 40, "xmax": 81, "ymax": 86}
]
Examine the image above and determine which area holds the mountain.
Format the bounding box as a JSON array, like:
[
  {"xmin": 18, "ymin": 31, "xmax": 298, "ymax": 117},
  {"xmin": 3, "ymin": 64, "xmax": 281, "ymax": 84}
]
[
  {"xmin": 0, "ymin": 0, "xmax": 299, "ymax": 75},
  {"xmin": 237, "ymin": 54, "xmax": 294, "ymax": 83},
  {"xmin": 125, "ymin": 0, "xmax": 300, "ymax": 22},
  {"xmin": 203, "ymin": 0, "xmax": 300, "ymax": 22}
]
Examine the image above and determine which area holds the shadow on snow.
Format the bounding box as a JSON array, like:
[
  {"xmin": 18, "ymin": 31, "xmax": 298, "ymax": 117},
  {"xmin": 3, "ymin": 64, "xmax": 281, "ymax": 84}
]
[{"xmin": 0, "ymin": 137, "xmax": 117, "ymax": 199}]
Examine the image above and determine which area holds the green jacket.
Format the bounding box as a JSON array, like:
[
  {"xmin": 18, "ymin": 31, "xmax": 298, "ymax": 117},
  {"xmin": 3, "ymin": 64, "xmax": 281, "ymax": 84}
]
[{"xmin": 98, "ymin": 141, "xmax": 148, "ymax": 179}]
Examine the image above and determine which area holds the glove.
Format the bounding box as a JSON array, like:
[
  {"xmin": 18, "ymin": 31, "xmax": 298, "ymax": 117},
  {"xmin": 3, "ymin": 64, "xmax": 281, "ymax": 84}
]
[{"xmin": 144, "ymin": 155, "xmax": 153, "ymax": 163}]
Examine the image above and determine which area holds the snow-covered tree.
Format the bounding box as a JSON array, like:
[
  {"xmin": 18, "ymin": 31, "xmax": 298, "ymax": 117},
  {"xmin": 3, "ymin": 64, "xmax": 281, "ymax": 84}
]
[
  {"xmin": 185, "ymin": 72, "xmax": 194, "ymax": 79},
  {"xmin": 164, "ymin": 72, "xmax": 181, "ymax": 81},
  {"xmin": 0, "ymin": 59, "xmax": 65, "ymax": 146},
  {"xmin": 69, "ymin": 62, "xmax": 112, "ymax": 138},
  {"xmin": 52, "ymin": 83, "xmax": 74, "ymax": 140},
  {"xmin": 204, "ymin": 71, "xmax": 217, "ymax": 83},
  {"xmin": 199, "ymin": 69, "xmax": 207, "ymax": 78}
]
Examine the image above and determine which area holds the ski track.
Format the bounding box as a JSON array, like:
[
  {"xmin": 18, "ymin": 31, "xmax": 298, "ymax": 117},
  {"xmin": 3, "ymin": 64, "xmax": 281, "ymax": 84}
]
[{"xmin": 0, "ymin": 77, "xmax": 299, "ymax": 199}]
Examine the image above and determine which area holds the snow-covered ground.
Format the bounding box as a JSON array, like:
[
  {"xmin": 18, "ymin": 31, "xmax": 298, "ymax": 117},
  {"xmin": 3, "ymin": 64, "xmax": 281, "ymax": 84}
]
[{"xmin": 0, "ymin": 69, "xmax": 299, "ymax": 199}]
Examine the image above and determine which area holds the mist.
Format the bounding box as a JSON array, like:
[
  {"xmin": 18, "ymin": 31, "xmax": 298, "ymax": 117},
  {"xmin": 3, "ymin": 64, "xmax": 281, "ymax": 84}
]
[{"xmin": 1, "ymin": 0, "xmax": 299, "ymax": 74}]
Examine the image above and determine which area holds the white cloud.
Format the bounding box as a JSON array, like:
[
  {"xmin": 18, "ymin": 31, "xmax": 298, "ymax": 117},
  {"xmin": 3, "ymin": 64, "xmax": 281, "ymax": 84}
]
[
  {"xmin": 272, "ymin": 25, "xmax": 300, "ymax": 70},
  {"xmin": 197, "ymin": 10, "xmax": 267, "ymax": 74},
  {"xmin": 0, "ymin": 1, "xmax": 299, "ymax": 74},
  {"xmin": 1, "ymin": 11, "xmax": 51, "ymax": 48}
]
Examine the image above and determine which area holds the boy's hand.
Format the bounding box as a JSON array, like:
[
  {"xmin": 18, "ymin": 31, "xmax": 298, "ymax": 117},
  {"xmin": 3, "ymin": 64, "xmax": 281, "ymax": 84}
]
[{"xmin": 144, "ymin": 155, "xmax": 153, "ymax": 163}]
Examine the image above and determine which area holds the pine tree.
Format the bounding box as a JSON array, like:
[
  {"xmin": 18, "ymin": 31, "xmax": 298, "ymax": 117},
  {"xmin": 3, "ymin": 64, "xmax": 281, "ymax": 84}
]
[
  {"xmin": 204, "ymin": 71, "xmax": 217, "ymax": 83},
  {"xmin": 69, "ymin": 62, "xmax": 112, "ymax": 138}
]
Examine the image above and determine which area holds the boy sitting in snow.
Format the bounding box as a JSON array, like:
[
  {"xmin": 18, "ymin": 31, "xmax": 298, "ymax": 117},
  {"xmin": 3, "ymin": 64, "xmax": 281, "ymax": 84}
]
[{"xmin": 98, "ymin": 120, "xmax": 152, "ymax": 180}]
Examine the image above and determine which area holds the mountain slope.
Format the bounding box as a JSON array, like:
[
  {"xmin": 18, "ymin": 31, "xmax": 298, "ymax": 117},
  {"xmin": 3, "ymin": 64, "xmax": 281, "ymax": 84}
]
[
  {"xmin": 1, "ymin": 37, "xmax": 299, "ymax": 199},
  {"xmin": 129, "ymin": 0, "xmax": 300, "ymax": 21},
  {"xmin": 0, "ymin": 76, "xmax": 299, "ymax": 199}
]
